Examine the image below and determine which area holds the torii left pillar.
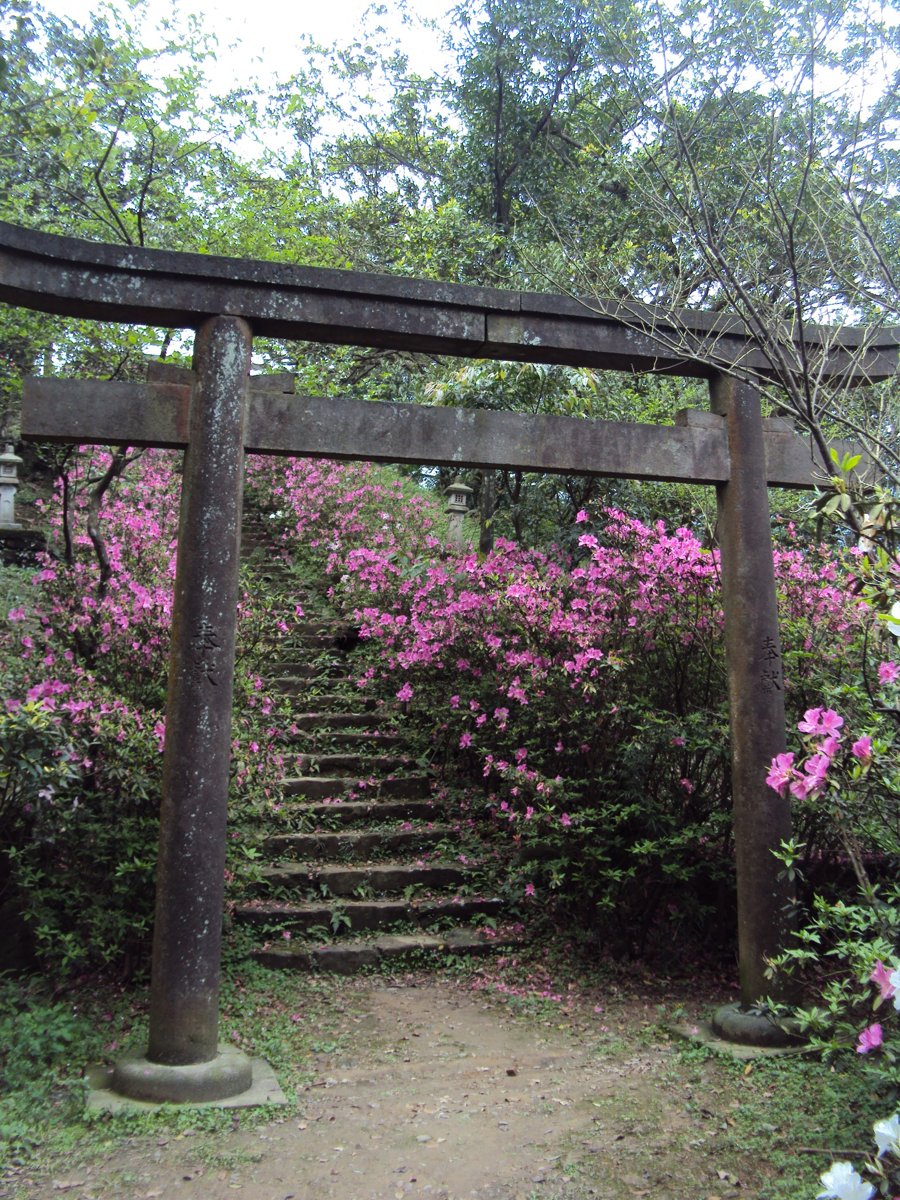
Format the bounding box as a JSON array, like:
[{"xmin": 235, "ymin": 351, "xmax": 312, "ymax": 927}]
[{"xmin": 112, "ymin": 316, "xmax": 256, "ymax": 1103}]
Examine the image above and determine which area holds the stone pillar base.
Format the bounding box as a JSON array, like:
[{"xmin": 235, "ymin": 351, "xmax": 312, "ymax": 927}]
[
  {"xmin": 110, "ymin": 1044, "xmax": 254, "ymax": 1104},
  {"xmin": 712, "ymin": 1003, "xmax": 803, "ymax": 1048}
]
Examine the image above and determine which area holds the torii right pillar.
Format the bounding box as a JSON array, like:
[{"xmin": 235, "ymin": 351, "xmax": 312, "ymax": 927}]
[{"xmin": 710, "ymin": 373, "xmax": 797, "ymax": 1044}]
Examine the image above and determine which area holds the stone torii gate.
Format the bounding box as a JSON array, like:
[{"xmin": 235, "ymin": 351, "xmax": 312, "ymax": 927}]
[{"xmin": 1, "ymin": 221, "xmax": 896, "ymax": 1102}]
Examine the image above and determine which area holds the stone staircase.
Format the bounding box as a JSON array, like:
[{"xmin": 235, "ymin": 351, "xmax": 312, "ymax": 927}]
[{"xmin": 232, "ymin": 510, "xmax": 515, "ymax": 973}]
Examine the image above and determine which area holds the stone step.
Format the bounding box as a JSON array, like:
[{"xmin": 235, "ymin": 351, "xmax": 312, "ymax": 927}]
[
  {"xmin": 269, "ymin": 638, "xmax": 342, "ymax": 656},
  {"xmin": 269, "ymin": 669, "xmax": 348, "ymax": 688},
  {"xmin": 274, "ymin": 636, "xmax": 360, "ymax": 656},
  {"xmin": 252, "ymin": 927, "xmax": 516, "ymax": 974},
  {"xmin": 301, "ymin": 752, "xmax": 410, "ymax": 774},
  {"xmin": 263, "ymin": 825, "xmax": 453, "ymax": 859},
  {"xmin": 290, "ymin": 710, "xmax": 384, "ymax": 730},
  {"xmin": 279, "ymin": 799, "xmax": 445, "ymax": 826},
  {"xmin": 277, "ymin": 620, "xmax": 355, "ymax": 638},
  {"xmin": 281, "ymin": 775, "xmax": 429, "ymax": 801},
  {"xmin": 308, "ymin": 731, "xmax": 402, "ymax": 749},
  {"xmin": 267, "ymin": 653, "xmax": 347, "ymax": 669},
  {"xmin": 235, "ymin": 894, "xmax": 506, "ymax": 934},
  {"xmin": 260, "ymin": 860, "xmax": 472, "ymax": 896},
  {"xmin": 243, "ymin": 566, "xmax": 300, "ymax": 587},
  {"xmin": 284, "ymin": 694, "xmax": 379, "ymax": 712},
  {"xmin": 235, "ymin": 518, "xmax": 511, "ymax": 976}
]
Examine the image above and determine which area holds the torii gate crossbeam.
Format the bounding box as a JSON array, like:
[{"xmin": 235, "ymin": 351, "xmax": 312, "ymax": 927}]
[{"xmin": 3, "ymin": 223, "xmax": 894, "ymax": 1102}]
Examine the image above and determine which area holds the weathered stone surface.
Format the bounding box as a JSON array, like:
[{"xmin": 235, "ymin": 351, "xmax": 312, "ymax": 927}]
[
  {"xmin": 253, "ymin": 928, "xmax": 518, "ymax": 971},
  {"xmin": 235, "ymin": 896, "xmax": 506, "ymax": 933},
  {"xmin": 711, "ymin": 375, "xmax": 794, "ymax": 1006},
  {"xmin": 3, "ymin": 220, "xmax": 895, "ymax": 379},
  {"xmin": 312, "ymin": 944, "xmax": 380, "ymax": 974},
  {"xmin": 146, "ymin": 316, "xmax": 252, "ymax": 1071},
  {"xmin": 711, "ymin": 1003, "xmax": 804, "ymax": 1048},
  {"xmin": 110, "ymin": 1044, "xmax": 253, "ymax": 1104},
  {"xmin": 294, "ymin": 799, "xmax": 442, "ymax": 824},
  {"xmin": 264, "ymin": 826, "xmax": 453, "ymax": 860},
  {"xmin": 23, "ymin": 379, "xmax": 864, "ymax": 491},
  {"xmin": 280, "ymin": 775, "xmax": 428, "ymax": 801},
  {"xmin": 262, "ymin": 862, "xmax": 470, "ymax": 896}
]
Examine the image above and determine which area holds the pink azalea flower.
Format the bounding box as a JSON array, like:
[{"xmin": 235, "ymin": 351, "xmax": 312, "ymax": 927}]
[
  {"xmin": 851, "ymin": 735, "xmax": 873, "ymax": 763},
  {"xmin": 856, "ymin": 1023, "xmax": 883, "ymax": 1054},
  {"xmin": 560, "ymin": 813, "xmax": 572, "ymax": 827},
  {"xmin": 524, "ymin": 882, "xmax": 536, "ymax": 897},
  {"xmin": 789, "ymin": 775, "xmax": 815, "ymax": 801},
  {"xmin": 575, "ymin": 509, "xmax": 589, "ymax": 523},
  {"xmin": 798, "ymin": 707, "xmax": 824, "ymax": 734},
  {"xmin": 819, "ymin": 710, "xmax": 844, "ymax": 736},
  {"xmin": 870, "ymin": 960, "xmax": 895, "ymax": 1001},
  {"xmin": 798, "ymin": 707, "xmax": 844, "ymax": 737},
  {"xmin": 396, "ymin": 681, "xmax": 413, "ymax": 702},
  {"xmin": 803, "ymin": 753, "xmax": 831, "ymax": 788},
  {"xmin": 766, "ymin": 751, "xmax": 795, "ymax": 797},
  {"xmin": 459, "ymin": 731, "xmax": 472, "ymax": 749},
  {"xmin": 878, "ymin": 661, "xmax": 899, "ymax": 685}
]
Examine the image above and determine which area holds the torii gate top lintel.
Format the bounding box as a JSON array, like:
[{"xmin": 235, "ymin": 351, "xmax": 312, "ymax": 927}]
[{"xmin": 1, "ymin": 220, "xmax": 897, "ymax": 382}]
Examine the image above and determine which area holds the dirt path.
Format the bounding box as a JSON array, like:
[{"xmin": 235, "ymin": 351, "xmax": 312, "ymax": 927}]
[{"xmin": 22, "ymin": 978, "xmax": 762, "ymax": 1200}]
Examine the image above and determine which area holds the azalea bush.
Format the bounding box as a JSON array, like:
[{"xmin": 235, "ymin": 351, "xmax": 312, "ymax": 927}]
[
  {"xmin": 308, "ymin": 493, "xmax": 870, "ymax": 955},
  {"xmin": 0, "ymin": 448, "xmax": 292, "ymax": 973},
  {"xmin": 243, "ymin": 453, "xmax": 446, "ymax": 604},
  {"xmin": 766, "ymin": 671, "xmax": 900, "ymax": 1088},
  {"xmin": 2, "ymin": 444, "xmax": 884, "ymax": 971}
]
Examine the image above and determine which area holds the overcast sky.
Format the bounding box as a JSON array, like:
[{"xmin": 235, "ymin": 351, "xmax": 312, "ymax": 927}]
[{"xmin": 40, "ymin": 0, "xmax": 452, "ymax": 89}]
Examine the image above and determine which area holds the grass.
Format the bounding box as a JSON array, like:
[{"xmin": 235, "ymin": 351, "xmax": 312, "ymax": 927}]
[
  {"xmin": 717, "ymin": 1053, "xmax": 890, "ymax": 1199},
  {"xmin": 0, "ymin": 953, "xmax": 354, "ymax": 1195}
]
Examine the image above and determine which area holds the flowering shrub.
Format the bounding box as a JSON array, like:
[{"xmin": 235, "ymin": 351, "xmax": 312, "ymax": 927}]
[
  {"xmin": 766, "ymin": 694, "xmax": 900, "ymax": 887},
  {"xmin": 766, "ymin": 675, "xmax": 900, "ymax": 1084},
  {"xmin": 305, "ymin": 493, "xmax": 870, "ymax": 954},
  {"xmin": 29, "ymin": 447, "xmax": 180, "ymax": 707},
  {"xmin": 1, "ymin": 443, "xmax": 881, "ymax": 970},
  {"xmin": 0, "ymin": 448, "xmax": 290, "ymax": 973}
]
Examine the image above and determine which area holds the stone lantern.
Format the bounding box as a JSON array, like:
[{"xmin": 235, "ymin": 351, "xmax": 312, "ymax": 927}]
[
  {"xmin": 0, "ymin": 443, "xmax": 23, "ymax": 529},
  {"xmin": 444, "ymin": 476, "xmax": 474, "ymax": 548}
]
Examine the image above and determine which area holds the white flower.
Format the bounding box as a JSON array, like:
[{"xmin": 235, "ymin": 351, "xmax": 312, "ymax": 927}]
[
  {"xmin": 817, "ymin": 1162, "xmax": 874, "ymax": 1200},
  {"xmin": 888, "ymin": 600, "xmax": 900, "ymax": 639},
  {"xmin": 891, "ymin": 966, "xmax": 900, "ymax": 1011},
  {"xmin": 874, "ymin": 1113, "xmax": 900, "ymax": 1157}
]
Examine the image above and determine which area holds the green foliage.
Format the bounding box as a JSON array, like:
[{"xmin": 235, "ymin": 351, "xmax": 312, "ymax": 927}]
[
  {"xmin": 0, "ymin": 973, "xmax": 95, "ymax": 1164},
  {"xmin": 1, "ymin": 698, "xmax": 161, "ymax": 973},
  {"xmin": 763, "ymin": 689, "xmax": 900, "ymax": 1089},
  {"xmin": 0, "ymin": 700, "xmax": 80, "ymax": 844},
  {"xmin": 0, "ymin": 974, "xmax": 84, "ymax": 1092},
  {"xmin": 773, "ymin": 886, "xmax": 900, "ymax": 1047},
  {"xmin": 720, "ymin": 1053, "xmax": 890, "ymax": 1200}
]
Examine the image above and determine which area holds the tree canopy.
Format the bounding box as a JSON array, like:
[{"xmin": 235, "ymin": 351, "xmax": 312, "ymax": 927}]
[{"xmin": 2, "ymin": 0, "xmax": 899, "ymax": 543}]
